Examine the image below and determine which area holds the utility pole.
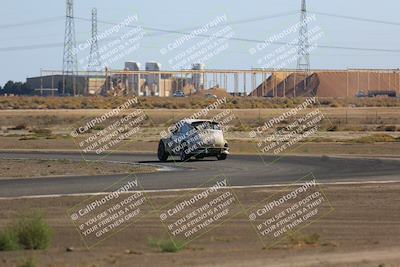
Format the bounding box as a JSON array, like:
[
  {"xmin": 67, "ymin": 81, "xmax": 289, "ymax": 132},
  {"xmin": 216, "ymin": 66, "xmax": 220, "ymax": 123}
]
[
  {"xmin": 62, "ymin": 0, "xmax": 78, "ymax": 95},
  {"xmin": 88, "ymin": 8, "xmax": 101, "ymax": 72}
]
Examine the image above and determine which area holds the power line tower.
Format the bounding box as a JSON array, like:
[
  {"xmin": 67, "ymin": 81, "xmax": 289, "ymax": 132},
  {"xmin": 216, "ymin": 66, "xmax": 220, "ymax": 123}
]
[
  {"xmin": 88, "ymin": 8, "xmax": 101, "ymax": 71},
  {"xmin": 297, "ymin": 0, "xmax": 310, "ymax": 72},
  {"xmin": 62, "ymin": 0, "xmax": 78, "ymax": 95}
]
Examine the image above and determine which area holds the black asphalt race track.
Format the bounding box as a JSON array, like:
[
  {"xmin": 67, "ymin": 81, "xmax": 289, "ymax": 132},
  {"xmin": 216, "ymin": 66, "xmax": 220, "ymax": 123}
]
[{"xmin": 0, "ymin": 151, "xmax": 399, "ymax": 198}]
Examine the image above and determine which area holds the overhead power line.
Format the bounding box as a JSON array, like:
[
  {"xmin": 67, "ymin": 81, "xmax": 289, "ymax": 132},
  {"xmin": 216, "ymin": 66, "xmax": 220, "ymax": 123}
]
[
  {"xmin": 2, "ymin": 11, "xmax": 400, "ymax": 54},
  {"xmin": 2, "ymin": 34, "xmax": 400, "ymax": 54},
  {"xmin": 0, "ymin": 42, "xmax": 64, "ymax": 51},
  {"xmin": 77, "ymin": 16, "xmax": 400, "ymax": 54},
  {"xmin": 217, "ymin": 11, "xmax": 298, "ymax": 26},
  {"xmin": 310, "ymin": 11, "xmax": 400, "ymax": 26},
  {"xmin": 0, "ymin": 17, "xmax": 64, "ymax": 29},
  {"xmin": 0, "ymin": 11, "xmax": 298, "ymax": 50},
  {"xmin": 75, "ymin": 11, "xmax": 298, "ymax": 38}
]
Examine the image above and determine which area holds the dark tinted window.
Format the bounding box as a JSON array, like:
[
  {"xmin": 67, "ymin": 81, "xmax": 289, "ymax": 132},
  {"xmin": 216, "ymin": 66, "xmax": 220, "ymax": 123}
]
[{"xmin": 191, "ymin": 121, "xmax": 220, "ymax": 130}]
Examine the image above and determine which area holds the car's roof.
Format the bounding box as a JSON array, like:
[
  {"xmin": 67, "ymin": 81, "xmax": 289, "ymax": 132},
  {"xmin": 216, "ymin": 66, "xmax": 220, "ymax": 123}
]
[{"xmin": 181, "ymin": 119, "xmax": 215, "ymax": 124}]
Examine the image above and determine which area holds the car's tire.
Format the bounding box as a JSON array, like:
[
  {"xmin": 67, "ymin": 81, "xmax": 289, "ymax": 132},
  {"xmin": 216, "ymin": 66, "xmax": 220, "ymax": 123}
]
[
  {"xmin": 157, "ymin": 140, "xmax": 169, "ymax": 162},
  {"xmin": 180, "ymin": 143, "xmax": 191, "ymax": 162},
  {"xmin": 217, "ymin": 153, "xmax": 227, "ymax": 160}
]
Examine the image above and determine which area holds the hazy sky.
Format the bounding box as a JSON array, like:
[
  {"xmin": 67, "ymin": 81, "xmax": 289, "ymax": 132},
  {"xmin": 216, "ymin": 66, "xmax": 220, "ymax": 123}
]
[{"xmin": 0, "ymin": 0, "xmax": 399, "ymax": 85}]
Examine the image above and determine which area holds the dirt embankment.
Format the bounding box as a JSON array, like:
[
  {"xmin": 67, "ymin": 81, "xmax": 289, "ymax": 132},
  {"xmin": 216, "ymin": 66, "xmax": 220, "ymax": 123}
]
[
  {"xmin": 0, "ymin": 159, "xmax": 155, "ymax": 179},
  {"xmin": 0, "ymin": 183, "xmax": 399, "ymax": 267}
]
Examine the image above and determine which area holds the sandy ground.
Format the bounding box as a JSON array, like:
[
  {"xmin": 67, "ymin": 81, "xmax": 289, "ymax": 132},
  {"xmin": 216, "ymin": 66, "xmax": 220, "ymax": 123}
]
[
  {"xmin": 0, "ymin": 183, "xmax": 399, "ymax": 267},
  {"xmin": 0, "ymin": 159, "xmax": 155, "ymax": 179}
]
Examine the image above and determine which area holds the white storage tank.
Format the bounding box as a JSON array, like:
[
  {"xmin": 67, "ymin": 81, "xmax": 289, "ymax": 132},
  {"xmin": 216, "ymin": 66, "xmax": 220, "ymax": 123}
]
[{"xmin": 192, "ymin": 63, "xmax": 205, "ymax": 91}]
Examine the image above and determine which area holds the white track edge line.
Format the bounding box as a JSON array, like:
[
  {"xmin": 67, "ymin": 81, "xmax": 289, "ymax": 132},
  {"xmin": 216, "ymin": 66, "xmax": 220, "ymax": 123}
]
[{"xmin": 0, "ymin": 179, "xmax": 399, "ymax": 200}]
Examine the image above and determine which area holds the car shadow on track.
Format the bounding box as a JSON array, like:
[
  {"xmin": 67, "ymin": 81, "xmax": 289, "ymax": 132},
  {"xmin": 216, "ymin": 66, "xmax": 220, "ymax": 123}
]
[{"xmin": 139, "ymin": 158, "xmax": 218, "ymax": 164}]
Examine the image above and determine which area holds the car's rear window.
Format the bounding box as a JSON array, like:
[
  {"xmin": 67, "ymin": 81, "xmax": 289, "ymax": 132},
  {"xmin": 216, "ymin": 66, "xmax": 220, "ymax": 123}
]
[{"xmin": 191, "ymin": 121, "xmax": 220, "ymax": 130}]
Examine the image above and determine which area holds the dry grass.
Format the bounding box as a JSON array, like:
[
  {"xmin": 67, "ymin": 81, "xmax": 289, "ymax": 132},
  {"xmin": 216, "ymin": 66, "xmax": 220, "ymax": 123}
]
[
  {"xmin": 1, "ymin": 107, "xmax": 400, "ymax": 132},
  {"xmin": 1, "ymin": 107, "xmax": 400, "ymax": 156},
  {"xmin": 1, "ymin": 96, "xmax": 400, "ymax": 110}
]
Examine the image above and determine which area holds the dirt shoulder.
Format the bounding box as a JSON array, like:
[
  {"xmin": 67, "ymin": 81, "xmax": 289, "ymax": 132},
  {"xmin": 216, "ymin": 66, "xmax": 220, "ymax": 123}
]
[
  {"xmin": 0, "ymin": 183, "xmax": 399, "ymax": 267},
  {"xmin": 0, "ymin": 158, "xmax": 155, "ymax": 179}
]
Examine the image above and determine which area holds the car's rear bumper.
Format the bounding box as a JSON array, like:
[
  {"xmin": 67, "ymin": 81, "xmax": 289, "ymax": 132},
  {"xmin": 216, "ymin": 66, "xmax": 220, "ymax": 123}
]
[{"xmin": 191, "ymin": 147, "xmax": 229, "ymax": 156}]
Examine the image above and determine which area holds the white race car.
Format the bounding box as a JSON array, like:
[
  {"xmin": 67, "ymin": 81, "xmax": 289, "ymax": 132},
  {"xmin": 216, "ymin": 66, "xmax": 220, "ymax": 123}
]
[{"xmin": 157, "ymin": 119, "xmax": 229, "ymax": 162}]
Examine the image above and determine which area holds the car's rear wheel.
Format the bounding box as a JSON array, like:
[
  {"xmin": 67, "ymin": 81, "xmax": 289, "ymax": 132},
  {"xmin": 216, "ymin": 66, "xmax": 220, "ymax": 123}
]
[
  {"xmin": 157, "ymin": 140, "xmax": 169, "ymax": 162},
  {"xmin": 217, "ymin": 153, "xmax": 227, "ymax": 160},
  {"xmin": 180, "ymin": 143, "xmax": 191, "ymax": 162}
]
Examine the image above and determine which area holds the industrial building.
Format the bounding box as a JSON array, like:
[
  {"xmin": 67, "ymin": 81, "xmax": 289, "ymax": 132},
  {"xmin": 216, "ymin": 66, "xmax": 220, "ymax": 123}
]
[
  {"xmin": 28, "ymin": 62, "xmax": 204, "ymax": 97},
  {"xmin": 27, "ymin": 67, "xmax": 400, "ymax": 98},
  {"xmin": 27, "ymin": 74, "xmax": 106, "ymax": 96}
]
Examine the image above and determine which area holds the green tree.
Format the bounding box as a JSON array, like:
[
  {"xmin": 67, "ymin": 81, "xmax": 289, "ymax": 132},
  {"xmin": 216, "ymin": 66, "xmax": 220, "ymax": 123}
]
[{"xmin": 1, "ymin": 80, "xmax": 33, "ymax": 95}]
